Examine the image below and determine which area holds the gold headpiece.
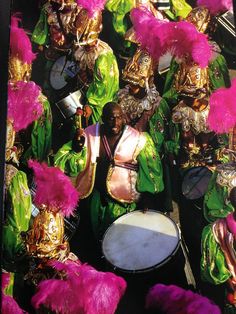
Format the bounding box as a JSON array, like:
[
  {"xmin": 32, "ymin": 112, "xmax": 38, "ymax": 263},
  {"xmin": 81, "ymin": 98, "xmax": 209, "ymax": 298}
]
[
  {"xmin": 186, "ymin": 7, "xmax": 211, "ymax": 34},
  {"xmin": 26, "ymin": 205, "xmax": 70, "ymax": 261},
  {"xmin": 122, "ymin": 48, "xmax": 154, "ymax": 88},
  {"xmin": 72, "ymin": 8, "xmax": 102, "ymax": 45},
  {"xmin": 8, "ymin": 56, "xmax": 32, "ymax": 83}
]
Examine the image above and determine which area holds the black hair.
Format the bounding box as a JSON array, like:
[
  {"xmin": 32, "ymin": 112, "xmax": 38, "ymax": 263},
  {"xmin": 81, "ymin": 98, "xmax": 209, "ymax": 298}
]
[{"xmin": 229, "ymin": 187, "xmax": 236, "ymax": 209}]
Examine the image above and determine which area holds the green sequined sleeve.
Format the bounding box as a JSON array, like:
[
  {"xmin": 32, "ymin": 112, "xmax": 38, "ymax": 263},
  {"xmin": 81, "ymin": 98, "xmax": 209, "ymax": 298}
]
[
  {"xmin": 136, "ymin": 133, "xmax": 164, "ymax": 194},
  {"xmin": 162, "ymin": 59, "xmax": 180, "ymax": 108},
  {"xmin": 171, "ymin": 0, "xmax": 192, "ymax": 19},
  {"xmin": 3, "ymin": 171, "xmax": 31, "ymax": 266},
  {"xmin": 201, "ymin": 224, "xmax": 231, "ymax": 285},
  {"xmin": 31, "ymin": 6, "xmax": 49, "ymax": 45},
  {"xmin": 105, "ymin": 0, "xmax": 134, "ymax": 36},
  {"xmin": 54, "ymin": 141, "xmax": 87, "ymax": 177},
  {"xmin": 23, "ymin": 96, "xmax": 52, "ymax": 163},
  {"xmin": 209, "ymin": 54, "xmax": 231, "ymax": 90},
  {"xmin": 203, "ymin": 172, "xmax": 234, "ymax": 223},
  {"xmin": 87, "ymin": 51, "xmax": 119, "ymax": 124}
]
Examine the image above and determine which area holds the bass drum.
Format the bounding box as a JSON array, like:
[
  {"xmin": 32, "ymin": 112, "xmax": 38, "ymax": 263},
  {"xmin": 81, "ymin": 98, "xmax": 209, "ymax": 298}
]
[{"xmin": 102, "ymin": 210, "xmax": 186, "ymax": 287}]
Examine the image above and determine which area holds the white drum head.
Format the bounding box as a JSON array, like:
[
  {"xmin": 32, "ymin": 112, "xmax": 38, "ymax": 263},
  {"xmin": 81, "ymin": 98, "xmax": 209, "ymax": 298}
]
[{"xmin": 102, "ymin": 210, "xmax": 180, "ymax": 272}]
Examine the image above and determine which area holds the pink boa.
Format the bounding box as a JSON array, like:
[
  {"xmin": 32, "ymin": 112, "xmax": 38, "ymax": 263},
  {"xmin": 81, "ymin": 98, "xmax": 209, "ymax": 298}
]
[
  {"xmin": 207, "ymin": 78, "xmax": 236, "ymax": 134},
  {"xmin": 7, "ymin": 81, "xmax": 43, "ymax": 132},
  {"xmin": 28, "ymin": 160, "xmax": 79, "ymax": 217},
  {"xmin": 146, "ymin": 284, "xmax": 221, "ymax": 314},
  {"xmin": 197, "ymin": 0, "xmax": 232, "ymax": 15},
  {"xmin": 76, "ymin": 0, "xmax": 106, "ymax": 17},
  {"xmin": 10, "ymin": 15, "xmax": 36, "ymax": 64},
  {"xmin": 131, "ymin": 8, "xmax": 211, "ymax": 68},
  {"xmin": 31, "ymin": 261, "xmax": 127, "ymax": 314}
]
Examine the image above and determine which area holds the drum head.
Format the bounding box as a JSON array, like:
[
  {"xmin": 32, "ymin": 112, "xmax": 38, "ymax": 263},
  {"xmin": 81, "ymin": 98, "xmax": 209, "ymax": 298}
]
[
  {"xmin": 102, "ymin": 210, "xmax": 180, "ymax": 273},
  {"xmin": 182, "ymin": 166, "xmax": 212, "ymax": 200}
]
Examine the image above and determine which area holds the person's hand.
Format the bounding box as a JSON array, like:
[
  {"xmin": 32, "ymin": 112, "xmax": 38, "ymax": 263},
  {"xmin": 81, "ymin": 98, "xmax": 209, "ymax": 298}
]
[
  {"xmin": 72, "ymin": 128, "xmax": 85, "ymax": 152},
  {"xmin": 83, "ymin": 105, "xmax": 93, "ymax": 119}
]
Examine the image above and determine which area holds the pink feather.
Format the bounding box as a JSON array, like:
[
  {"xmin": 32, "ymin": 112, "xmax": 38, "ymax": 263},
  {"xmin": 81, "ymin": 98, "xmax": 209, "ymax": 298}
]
[
  {"xmin": 197, "ymin": 0, "xmax": 232, "ymax": 15},
  {"xmin": 76, "ymin": 0, "xmax": 106, "ymax": 17},
  {"xmin": 31, "ymin": 260, "xmax": 127, "ymax": 314},
  {"xmin": 2, "ymin": 273, "xmax": 26, "ymax": 314},
  {"xmin": 10, "ymin": 15, "xmax": 36, "ymax": 64},
  {"xmin": 131, "ymin": 8, "xmax": 211, "ymax": 67},
  {"xmin": 2, "ymin": 295, "xmax": 26, "ymax": 314},
  {"xmin": 1, "ymin": 273, "xmax": 10, "ymax": 290},
  {"xmin": 207, "ymin": 78, "xmax": 236, "ymax": 134},
  {"xmin": 7, "ymin": 81, "xmax": 43, "ymax": 132},
  {"xmin": 146, "ymin": 284, "xmax": 221, "ymax": 314},
  {"xmin": 28, "ymin": 160, "xmax": 79, "ymax": 217}
]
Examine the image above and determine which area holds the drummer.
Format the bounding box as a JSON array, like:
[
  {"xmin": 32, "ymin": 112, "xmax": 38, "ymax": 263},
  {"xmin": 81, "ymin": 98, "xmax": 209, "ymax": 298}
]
[{"xmin": 54, "ymin": 102, "xmax": 164, "ymax": 244}]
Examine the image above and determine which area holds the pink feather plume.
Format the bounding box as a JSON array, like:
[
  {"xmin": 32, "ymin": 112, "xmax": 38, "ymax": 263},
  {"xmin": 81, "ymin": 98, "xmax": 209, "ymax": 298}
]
[
  {"xmin": 2, "ymin": 273, "xmax": 26, "ymax": 314},
  {"xmin": 31, "ymin": 260, "xmax": 127, "ymax": 314},
  {"xmin": 10, "ymin": 15, "xmax": 36, "ymax": 64},
  {"xmin": 207, "ymin": 78, "xmax": 236, "ymax": 134},
  {"xmin": 28, "ymin": 160, "xmax": 79, "ymax": 217},
  {"xmin": 197, "ymin": 0, "xmax": 232, "ymax": 15},
  {"xmin": 76, "ymin": 0, "xmax": 106, "ymax": 17},
  {"xmin": 146, "ymin": 284, "xmax": 221, "ymax": 314},
  {"xmin": 7, "ymin": 81, "xmax": 43, "ymax": 131},
  {"xmin": 131, "ymin": 8, "xmax": 211, "ymax": 68}
]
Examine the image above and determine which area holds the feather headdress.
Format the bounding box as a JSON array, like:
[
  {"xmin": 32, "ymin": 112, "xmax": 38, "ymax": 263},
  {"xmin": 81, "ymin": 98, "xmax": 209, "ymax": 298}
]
[
  {"xmin": 146, "ymin": 284, "xmax": 221, "ymax": 314},
  {"xmin": 197, "ymin": 0, "xmax": 232, "ymax": 15},
  {"xmin": 31, "ymin": 260, "xmax": 127, "ymax": 314},
  {"xmin": 10, "ymin": 15, "xmax": 36, "ymax": 64},
  {"xmin": 28, "ymin": 160, "xmax": 79, "ymax": 217},
  {"xmin": 207, "ymin": 79, "xmax": 236, "ymax": 134},
  {"xmin": 8, "ymin": 81, "xmax": 43, "ymax": 132},
  {"xmin": 131, "ymin": 8, "xmax": 211, "ymax": 67},
  {"xmin": 2, "ymin": 273, "xmax": 26, "ymax": 314},
  {"xmin": 76, "ymin": 0, "xmax": 106, "ymax": 17}
]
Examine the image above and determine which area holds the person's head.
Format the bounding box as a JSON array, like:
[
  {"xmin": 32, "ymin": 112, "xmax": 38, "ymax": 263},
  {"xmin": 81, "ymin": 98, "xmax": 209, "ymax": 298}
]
[{"xmin": 102, "ymin": 102, "xmax": 125, "ymax": 136}]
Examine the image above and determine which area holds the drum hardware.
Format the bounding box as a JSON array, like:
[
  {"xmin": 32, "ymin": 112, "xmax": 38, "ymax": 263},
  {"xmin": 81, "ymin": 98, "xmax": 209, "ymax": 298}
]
[
  {"xmin": 216, "ymin": 10, "xmax": 235, "ymax": 37},
  {"xmin": 49, "ymin": 55, "xmax": 80, "ymax": 91},
  {"xmin": 55, "ymin": 89, "xmax": 83, "ymax": 120}
]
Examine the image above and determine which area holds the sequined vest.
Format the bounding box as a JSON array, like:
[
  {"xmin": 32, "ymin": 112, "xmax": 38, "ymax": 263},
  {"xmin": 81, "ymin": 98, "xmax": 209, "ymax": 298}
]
[{"xmin": 76, "ymin": 123, "xmax": 146, "ymax": 203}]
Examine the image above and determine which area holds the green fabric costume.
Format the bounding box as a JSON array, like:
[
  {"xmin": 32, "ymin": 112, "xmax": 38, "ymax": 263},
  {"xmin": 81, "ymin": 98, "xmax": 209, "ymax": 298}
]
[
  {"xmin": 86, "ymin": 50, "xmax": 120, "ymax": 124},
  {"xmin": 22, "ymin": 96, "xmax": 52, "ymax": 163},
  {"xmin": 3, "ymin": 167, "xmax": 31, "ymax": 271},
  {"xmin": 54, "ymin": 129, "xmax": 163, "ymax": 237},
  {"xmin": 163, "ymin": 53, "xmax": 231, "ymax": 109},
  {"xmin": 32, "ymin": 8, "xmax": 120, "ymax": 124},
  {"xmin": 204, "ymin": 172, "xmax": 234, "ymax": 223}
]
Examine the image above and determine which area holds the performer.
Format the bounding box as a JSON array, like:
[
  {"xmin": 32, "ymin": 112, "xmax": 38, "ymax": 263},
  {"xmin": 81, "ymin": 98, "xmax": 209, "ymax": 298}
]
[
  {"xmin": 162, "ymin": 1, "xmax": 231, "ymax": 170},
  {"xmin": 201, "ymin": 187, "xmax": 236, "ymax": 313},
  {"xmin": 9, "ymin": 15, "xmax": 52, "ymax": 163},
  {"xmin": 54, "ymin": 102, "xmax": 164, "ymax": 239},
  {"xmin": 32, "ymin": 0, "xmax": 119, "ymax": 126},
  {"xmin": 117, "ymin": 47, "xmax": 178, "ymax": 211}
]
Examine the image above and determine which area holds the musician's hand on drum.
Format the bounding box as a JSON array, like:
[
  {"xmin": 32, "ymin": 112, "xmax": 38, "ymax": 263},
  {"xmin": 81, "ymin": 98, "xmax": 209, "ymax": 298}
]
[
  {"xmin": 83, "ymin": 105, "xmax": 93, "ymax": 119},
  {"xmin": 72, "ymin": 128, "xmax": 85, "ymax": 152}
]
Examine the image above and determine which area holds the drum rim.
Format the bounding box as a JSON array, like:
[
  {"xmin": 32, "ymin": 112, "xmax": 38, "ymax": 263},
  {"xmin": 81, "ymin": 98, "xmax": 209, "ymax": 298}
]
[{"xmin": 101, "ymin": 210, "xmax": 181, "ymax": 274}]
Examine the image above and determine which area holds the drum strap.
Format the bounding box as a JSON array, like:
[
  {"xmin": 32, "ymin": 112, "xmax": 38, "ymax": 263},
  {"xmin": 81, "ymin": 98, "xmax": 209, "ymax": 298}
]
[{"xmin": 101, "ymin": 134, "xmax": 138, "ymax": 172}]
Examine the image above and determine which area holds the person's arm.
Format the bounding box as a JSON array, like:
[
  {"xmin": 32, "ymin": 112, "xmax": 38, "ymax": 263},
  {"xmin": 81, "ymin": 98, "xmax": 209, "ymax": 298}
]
[
  {"xmin": 3, "ymin": 170, "xmax": 31, "ymax": 268},
  {"xmin": 31, "ymin": 5, "xmax": 49, "ymax": 46},
  {"xmin": 136, "ymin": 133, "xmax": 164, "ymax": 194},
  {"xmin": 86, "ymin": 51, "xmax": 119, "ymax": 124},
  {"xmin": 54, "ymin": 140, "xmax": 87, "ymax": 177},
  {"xmin": 201, "ymin": 224, "xmax": 231, "ymax": 285},
  {"xmin": 209, "ymin": 53, "xmax": 231, "ymax": 91}
]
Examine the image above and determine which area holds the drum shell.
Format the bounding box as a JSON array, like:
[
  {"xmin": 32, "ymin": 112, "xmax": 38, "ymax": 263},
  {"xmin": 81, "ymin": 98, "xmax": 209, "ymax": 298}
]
[{"xmin": 101, "ymin": 210, "xmax": 187, "ymax": 288}]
